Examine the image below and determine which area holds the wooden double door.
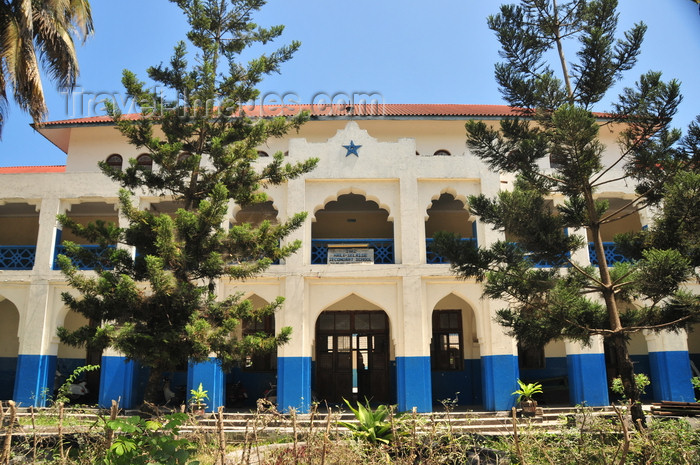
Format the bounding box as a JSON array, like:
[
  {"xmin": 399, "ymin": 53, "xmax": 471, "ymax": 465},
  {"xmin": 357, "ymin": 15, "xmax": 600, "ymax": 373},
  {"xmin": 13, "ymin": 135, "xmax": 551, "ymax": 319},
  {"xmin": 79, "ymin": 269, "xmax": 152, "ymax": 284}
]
[{"xmin": 315, "ymin": 311, "xmax": 390, "ymax": 403}]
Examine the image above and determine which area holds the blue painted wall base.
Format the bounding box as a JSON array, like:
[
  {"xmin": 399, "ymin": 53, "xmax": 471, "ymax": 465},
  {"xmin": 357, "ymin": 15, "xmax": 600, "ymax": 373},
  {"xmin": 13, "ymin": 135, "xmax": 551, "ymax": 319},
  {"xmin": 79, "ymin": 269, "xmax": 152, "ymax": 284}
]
[
  {"xmin": 567, "ymin": 353, "xmax": 609, "ymax": 406},
  {"xmin": 278, "ymin": 357, "xmax": 311, "ymax": 413},
  {"xmin": 100, "ymin": 356, "xmax": 139, "ymax": 409},
  {"xmin": 481, "ymin": 355, "xmax": 518, "ymax": 411},
  {"xmin": 13, "ymin": 354, "xmax": 56, "ymax": 407},
  {"xmin": 188, "ymin": 358, "xmax": 224, "ymax": 413},
  {"xmin": 648, "ymin": 351, "xmax": 695, "ymax": 402},
  {"xmin": 396, "ymin": 356, "xmax": 432, "ymax": 412}
]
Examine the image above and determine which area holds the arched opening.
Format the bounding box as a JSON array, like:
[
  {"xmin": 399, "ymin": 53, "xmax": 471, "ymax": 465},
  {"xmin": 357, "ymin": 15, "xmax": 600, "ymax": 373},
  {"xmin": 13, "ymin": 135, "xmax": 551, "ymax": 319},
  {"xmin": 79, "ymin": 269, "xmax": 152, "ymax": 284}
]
[
  {"xmin": 136, "ymin": 154, "xmax": 153, "ymax": 171},
  {"xmin": 315, "ymin": 296, "xmax": 391, "ymax": 404},
  {"xmin": 433, "ymin": 149, "xmax": 451, "ymax": 156},
  {"xmin": 0, "ymin": 202, "xmax": 40, "ymax": 270},
  {"xmin": 0, "ymin": 297, "xmax": 19, "ymax": 400},
  {"xmin": 234, "ymin": 201, "xmax": 278, "ymax": 226},
  {"xmin": 518, "ymin": 339, "xmax": 569, "ymax": 405},
  {"xmin": 587, "ymin": 197, "xmax": 642, "ymax": 265},
  {"xmin": 312, "ymin": 193, "xmax": 394, "ymax": 264},
  {"xmin": 431, "ymin": 294, "xmax": 480, "ymax": 406},
  {"xmin": 56, "ymin": 310, "xmax": 101, "ymax": 404},
  {"xmin": 226, "ymin": 294, "xmax": 278, "ymax": 408},
  {"xmin": 56, "ymin": 202, "xmax": 119, "ymax": 270},
  {"xmin": 425, "ymin": 193, "xmax": 476, "ymax": 264},
  {"xmin": 106, "ymin": 154, "xmax": 123, "ymax": 171}
]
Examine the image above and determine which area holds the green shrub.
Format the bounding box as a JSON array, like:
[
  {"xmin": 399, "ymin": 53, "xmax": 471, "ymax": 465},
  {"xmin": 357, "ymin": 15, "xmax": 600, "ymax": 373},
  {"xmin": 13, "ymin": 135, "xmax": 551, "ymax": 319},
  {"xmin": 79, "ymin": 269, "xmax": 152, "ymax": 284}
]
[{"xmin": 102, "ymin": 413, "xmax": 198, "ymax": 465}]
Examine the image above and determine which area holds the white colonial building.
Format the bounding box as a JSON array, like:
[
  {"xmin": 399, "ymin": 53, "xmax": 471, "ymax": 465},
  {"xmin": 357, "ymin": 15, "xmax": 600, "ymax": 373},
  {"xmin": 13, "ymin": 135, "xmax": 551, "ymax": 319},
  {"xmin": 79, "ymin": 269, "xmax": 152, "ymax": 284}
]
[{"xmin": 0, "ymin": 104, "xmax": 697, "ymax": 412}]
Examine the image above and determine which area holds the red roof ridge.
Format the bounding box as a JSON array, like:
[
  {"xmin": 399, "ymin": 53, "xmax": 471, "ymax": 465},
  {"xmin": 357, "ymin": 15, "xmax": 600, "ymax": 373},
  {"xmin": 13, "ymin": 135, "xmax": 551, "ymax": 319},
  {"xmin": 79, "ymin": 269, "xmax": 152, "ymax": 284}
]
[
  {"xmin": 41, "ymin": 103, "xmax": 527, "ymax": 126},
  {"xmin": 0, "ymin": 165, "xmax": 66, "ymax": 174}
]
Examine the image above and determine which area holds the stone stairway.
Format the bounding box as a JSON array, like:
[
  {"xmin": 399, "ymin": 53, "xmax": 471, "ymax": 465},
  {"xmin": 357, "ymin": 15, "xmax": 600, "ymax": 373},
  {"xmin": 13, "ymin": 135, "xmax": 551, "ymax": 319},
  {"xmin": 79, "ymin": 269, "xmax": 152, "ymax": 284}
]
[
  {"xmin": 2, "ymin": 405, "xmax": 620, "ymax": 439},
  {"xmin": 181, "ymin": 405, "xmax": 619, "ymax": 438}
]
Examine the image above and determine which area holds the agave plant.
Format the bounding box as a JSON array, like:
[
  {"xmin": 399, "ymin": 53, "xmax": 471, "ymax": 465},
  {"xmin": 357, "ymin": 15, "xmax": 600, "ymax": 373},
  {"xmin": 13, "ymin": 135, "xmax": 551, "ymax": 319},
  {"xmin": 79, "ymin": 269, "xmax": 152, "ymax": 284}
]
[{"xmin": 338, "ymin": 398, "xmax": 398, "ymax": 445}]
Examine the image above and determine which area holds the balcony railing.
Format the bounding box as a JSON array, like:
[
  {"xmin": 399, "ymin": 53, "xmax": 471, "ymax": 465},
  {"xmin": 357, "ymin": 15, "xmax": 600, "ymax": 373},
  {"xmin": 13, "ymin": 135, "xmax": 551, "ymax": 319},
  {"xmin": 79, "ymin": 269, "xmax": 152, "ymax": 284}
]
[
  {"xmin": 426, "ymin": 238, "xmax": 477, "ymax": 264},
  {"xmin": 53, "ymin": 245, "xmax": 116, "ymax": 270},
  {"xmin": 311, "ymin": 239, "xmax": 394, "ymax": 264},
  {"xmin": 0, "ymin": 246, "xmax": 36, "ymax": 270},
  {"xmin": 588, "ymin": 242, "xmax": 630, "ymax": 266}
]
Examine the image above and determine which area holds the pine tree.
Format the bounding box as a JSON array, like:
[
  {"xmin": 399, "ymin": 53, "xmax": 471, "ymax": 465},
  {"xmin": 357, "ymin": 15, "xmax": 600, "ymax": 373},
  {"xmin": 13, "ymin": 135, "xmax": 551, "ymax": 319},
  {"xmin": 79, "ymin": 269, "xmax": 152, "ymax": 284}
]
[
  {"xmin": 432, "ymin": 0, "xmax": 700, "ymax": 427},
  {"xmin": 56, "ymin": 0, "xmax": 317, "ymax": 405}
]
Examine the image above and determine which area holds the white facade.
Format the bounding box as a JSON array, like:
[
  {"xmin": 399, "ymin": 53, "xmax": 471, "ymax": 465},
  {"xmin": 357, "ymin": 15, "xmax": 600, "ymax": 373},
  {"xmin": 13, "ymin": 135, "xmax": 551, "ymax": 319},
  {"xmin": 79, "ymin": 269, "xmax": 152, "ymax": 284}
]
[{"xmin": 0, "ymin": 105, "xmax": 696, "ymax": 411}]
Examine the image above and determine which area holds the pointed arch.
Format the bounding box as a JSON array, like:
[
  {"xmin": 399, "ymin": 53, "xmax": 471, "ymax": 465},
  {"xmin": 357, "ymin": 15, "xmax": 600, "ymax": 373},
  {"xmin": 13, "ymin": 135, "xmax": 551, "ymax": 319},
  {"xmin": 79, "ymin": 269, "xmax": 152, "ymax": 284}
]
[
  {"xmin": 0, "ymin": 296, "xmax": 19, "ymax": 400},
  {"xmin": 312, "ymin": 187, "xmax": 393, "ymax": 222},
  {"xmin": 430, "ymin": 292, "xmax": 481, "ymax": 406}
]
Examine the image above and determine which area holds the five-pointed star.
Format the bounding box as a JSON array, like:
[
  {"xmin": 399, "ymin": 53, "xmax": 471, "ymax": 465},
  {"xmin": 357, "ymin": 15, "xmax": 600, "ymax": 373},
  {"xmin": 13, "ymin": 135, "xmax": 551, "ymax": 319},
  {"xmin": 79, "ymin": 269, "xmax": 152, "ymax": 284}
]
[{"xmin": 343, "ymin": 140, "xmax": 361, "ymax": 157}]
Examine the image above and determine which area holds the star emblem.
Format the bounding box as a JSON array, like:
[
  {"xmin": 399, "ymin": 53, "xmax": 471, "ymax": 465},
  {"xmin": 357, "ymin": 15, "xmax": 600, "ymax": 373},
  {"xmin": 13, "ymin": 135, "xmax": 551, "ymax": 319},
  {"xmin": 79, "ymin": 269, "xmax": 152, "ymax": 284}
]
[{"xmin": 343, "ymin": 140, "xmax": 361, "ymax": 157}]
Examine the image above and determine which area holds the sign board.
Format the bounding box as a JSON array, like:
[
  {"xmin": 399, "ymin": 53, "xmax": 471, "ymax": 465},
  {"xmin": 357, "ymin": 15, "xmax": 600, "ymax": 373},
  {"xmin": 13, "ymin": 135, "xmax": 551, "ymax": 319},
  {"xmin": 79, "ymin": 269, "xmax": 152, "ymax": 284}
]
[{"xmin": 327, "ymin": 246, "xmax": 374, "ymax": 264}]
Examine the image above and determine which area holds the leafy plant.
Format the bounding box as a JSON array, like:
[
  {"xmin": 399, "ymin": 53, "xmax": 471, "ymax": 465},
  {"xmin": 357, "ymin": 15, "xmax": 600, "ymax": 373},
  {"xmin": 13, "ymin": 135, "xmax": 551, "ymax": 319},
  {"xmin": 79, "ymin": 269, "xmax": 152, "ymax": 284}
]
[
  {"xmin": 691, "ymin": 377, "xmax": 700, "ymax": 391},
  {"xmin": 54, "ymin": 364, "xmax": 100, "ymax": 405},
  {"xmin": 338, "ymin": 399, "xmax": 399, "ymax": 445},
  {"xmin": 512, "ymin": 379, "xmax": 543, "ymax": 404},
  {"xmin": 189, "ymin": 383, "xmax": 208, "ymax": 406},
  {"xmin": 611, "ymin": 373, "xmax": 650, "ymax": 401},
  {"xmin": 103, "ymin": 413, "xmax": 198, "ymax": 465}
]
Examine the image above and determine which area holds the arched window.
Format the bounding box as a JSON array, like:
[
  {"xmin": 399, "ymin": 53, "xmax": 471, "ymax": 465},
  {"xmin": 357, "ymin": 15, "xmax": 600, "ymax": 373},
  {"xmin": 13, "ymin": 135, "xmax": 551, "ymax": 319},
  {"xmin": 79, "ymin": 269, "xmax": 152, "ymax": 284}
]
[
  {"xmin": 106, "ymin": 154, "xmax": 122, "ymax": 171},
  {"xmin": 433, "ymin": 149, "xmax": 451, "ymax": 156},
  {"xmin": 136, "ymin": 154, "xmax": 153, "ymax": 171},
  {"xmin": 257, "ymin": 151, "xmax": 269, "ymax": 157}
]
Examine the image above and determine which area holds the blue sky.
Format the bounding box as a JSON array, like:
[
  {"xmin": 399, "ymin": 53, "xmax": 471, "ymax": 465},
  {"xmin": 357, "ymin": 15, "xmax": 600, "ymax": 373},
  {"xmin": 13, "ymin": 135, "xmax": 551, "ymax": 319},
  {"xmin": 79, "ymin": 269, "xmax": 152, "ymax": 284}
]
[{"xmin": 1, "ymin": 0, "xmax": 699, "ymax": 167}]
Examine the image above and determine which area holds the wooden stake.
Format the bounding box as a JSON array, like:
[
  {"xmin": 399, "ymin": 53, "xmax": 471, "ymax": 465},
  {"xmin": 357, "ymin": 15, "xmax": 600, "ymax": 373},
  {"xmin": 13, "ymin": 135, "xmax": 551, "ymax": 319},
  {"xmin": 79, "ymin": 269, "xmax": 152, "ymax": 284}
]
[
  {"xmin": 58, "ymin": 403, "xmax": 65, "ymax": 465},
  {"xmin": 30, "ymin": 406, "xmax": 37, "ymax": 464},
  {"xmin": 217, "ymin": 406, "xmax": 225, "ymax": 465},
  {"xmin": 1, "ymin": 401, "xmax": 17, "ymax": 465}
]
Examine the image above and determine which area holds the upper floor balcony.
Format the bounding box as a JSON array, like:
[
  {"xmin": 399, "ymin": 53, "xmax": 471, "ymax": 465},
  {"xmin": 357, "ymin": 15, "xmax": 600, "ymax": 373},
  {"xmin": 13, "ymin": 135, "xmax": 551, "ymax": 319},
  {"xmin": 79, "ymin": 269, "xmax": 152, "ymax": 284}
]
[{"xmin": 0, "ymin": 202, "xmax": 39, "ymax": 270}]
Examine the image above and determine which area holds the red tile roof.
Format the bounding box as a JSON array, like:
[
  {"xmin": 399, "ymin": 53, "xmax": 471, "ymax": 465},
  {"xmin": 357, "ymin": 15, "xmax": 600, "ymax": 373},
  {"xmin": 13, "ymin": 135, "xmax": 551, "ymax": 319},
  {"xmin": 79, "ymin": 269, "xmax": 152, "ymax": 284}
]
[
  {"xmin": 0, "ymin": 165, "xmax": 66, "ymax": 174},
  {"xmin": 41, "ymin": 104, "xmax": 527, "ymax": 126}
]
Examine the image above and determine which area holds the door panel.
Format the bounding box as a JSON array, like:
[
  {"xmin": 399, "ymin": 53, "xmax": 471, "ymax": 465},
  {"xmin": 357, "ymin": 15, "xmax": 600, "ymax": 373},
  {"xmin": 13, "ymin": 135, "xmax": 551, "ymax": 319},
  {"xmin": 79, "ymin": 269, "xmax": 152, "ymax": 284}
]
[{"xmin": 315, "ymin": 311, "xmax": 390, "ymax": 403}]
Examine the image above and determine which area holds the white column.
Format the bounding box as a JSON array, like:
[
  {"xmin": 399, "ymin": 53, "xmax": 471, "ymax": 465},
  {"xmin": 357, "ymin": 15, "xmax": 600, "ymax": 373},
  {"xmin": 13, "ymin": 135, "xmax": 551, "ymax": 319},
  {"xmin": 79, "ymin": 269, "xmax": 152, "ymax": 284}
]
[{"xmin": 32, "ymin": 197, "xmax": 65, "ymax": 271}]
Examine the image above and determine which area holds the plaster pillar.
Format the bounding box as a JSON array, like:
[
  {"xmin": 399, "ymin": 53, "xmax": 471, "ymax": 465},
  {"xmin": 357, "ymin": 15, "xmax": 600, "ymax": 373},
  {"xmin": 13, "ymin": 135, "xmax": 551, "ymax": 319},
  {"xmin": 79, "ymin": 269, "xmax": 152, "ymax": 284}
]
[
  {"xmin": 98, "ymin": 346, "xmax": 143, "ymax": 409},
  {"xmin": 395, "ymin": 275, "xmax": 432, "ymax": 412},
  {"xmin": 398, "ymin": 171, "xmax": 421, "ymax": 266},
  {"xmin": 479, "ymin": 299, "xmax": 519, "ymax": 411},
  {"xmin": 645, "ymin": 329, "xmax": 695, "ymax": 402},
  {"xmin": 13, "ymin": 280, "xmax": 56, "ymax": 407},
  {"xmin": 32, "ymin": 197, "xmax": 63, "ymax": 271},
  {"xmin": 276, "ymin": 274, "xmax": 311, "ymax": 413},
  {"xmin": 187, "ymin": 357, "xmax": 225, "ymax": 413},
  {"xmin": 564, "ymin": 336, "xmax": 609, "ymax": 406}
]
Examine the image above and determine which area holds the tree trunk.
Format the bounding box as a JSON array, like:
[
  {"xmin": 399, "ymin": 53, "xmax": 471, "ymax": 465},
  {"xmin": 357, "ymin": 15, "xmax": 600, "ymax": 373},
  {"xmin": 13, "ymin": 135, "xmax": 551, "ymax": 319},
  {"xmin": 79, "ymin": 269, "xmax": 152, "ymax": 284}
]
[
  {"xmin": 585, "ymin": 193, "xmax": 646, "ymax": 429},
  {"xmin": 143, "ymin": 368, "xmax": 164, "ymax": 407},
  {"xmin": 609, "ymin": 333, "xmax": 646, "ymax": 429}
]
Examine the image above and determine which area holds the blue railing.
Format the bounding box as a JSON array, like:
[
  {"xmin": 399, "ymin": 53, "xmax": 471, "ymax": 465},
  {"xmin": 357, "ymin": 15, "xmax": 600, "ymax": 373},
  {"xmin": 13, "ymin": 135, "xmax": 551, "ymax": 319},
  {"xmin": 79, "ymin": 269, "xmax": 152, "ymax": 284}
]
[
  {"xmin": 588, "ymin": 242, "xmax": 630, "ymax": 266},
  {"xmin": 311, "ymin": 239, "xmax": 394, "ymax": 264},
  {"xmin": 426, "ymin": 238, "xmax": 477, "ymax": 264},
  {"xmin": 53, "ymin": 245, "xmax": 116, "ymax": 270},
  {"xmin": 0, "ymin": 246, "xmax": 36, "ymax": 270}
]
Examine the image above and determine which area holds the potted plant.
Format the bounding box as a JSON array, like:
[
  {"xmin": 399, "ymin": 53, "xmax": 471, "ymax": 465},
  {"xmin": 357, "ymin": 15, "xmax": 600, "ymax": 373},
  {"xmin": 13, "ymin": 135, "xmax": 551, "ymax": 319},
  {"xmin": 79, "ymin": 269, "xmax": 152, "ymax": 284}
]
[
  {"xmin": 189, "ymin": 383, "xmax": 209, "ymax": 415},
  {"xmin": 512, "ymin": 379, "xmax": 543, "ymax": 417}
]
